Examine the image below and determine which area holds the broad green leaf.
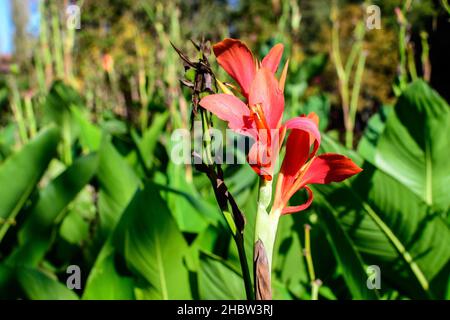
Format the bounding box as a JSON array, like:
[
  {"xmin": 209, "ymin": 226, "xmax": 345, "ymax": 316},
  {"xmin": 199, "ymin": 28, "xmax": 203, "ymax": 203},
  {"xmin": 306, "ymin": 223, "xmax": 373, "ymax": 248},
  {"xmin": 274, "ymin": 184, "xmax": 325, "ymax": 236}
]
[
  {"xmin": 198, "ymin": 252, "xmax": 245, "ymax": 300},
  {"xmin": 187, "ymin": 224, "xmax": 231, "ymax": 272},
  {"xmin": 366, "ymin": 80, "xmax": 450, "ymax": 211},
  {"xmin": 316, "ymin": 135, "xmax": 450, "ymax": 299},
  {"xmin": 357, "ymin": 105, "xmax": 392, "ymax": 162},
  {"xmin": 0, "ymin": 126, "xmax": 60, "ymax": 242},
  {"xmin": 166, "ymin": 162, "xmax": 222, "ymax": 233},
  {"xmin": 113, "ymin": 182, "xmax": 192, "ymax": 299},
  {"xmin": 132, "ymin": 111, "xmax": 169, "ymax": 169},
  {"xmin": 0, "ymin": 123, "xmax": 16, "ymax": 162},
  {"xmin": 82, "ymin": 239, "xmax": 136, "ymax": 300},
  {"xmin": 71, "ymin": 106, "xmax": 101, "ymax": 152},
  {"xmin": 313, "ymin": 193, "xmax": 380, "ymax": 299},
  {"xmin": 96, "ymin": 138, "xmax": 140, "ymax": 242},
  {"xmin": 242, "ymin": 182, "xmax": 259, "ymax": 286},
  {"xmin": 16, "ymin": 267, "xmax": 79, "ymax": 300},
  {"xmin": 272, "ymin": 215, "xmax": 309, "ymax": 299},
  {"xmin": 302, "ymin": 93, "xmax": 330, "ymax": 131},
  {"xmin": 59, "ymin": 185, "xmax": 97, "ymax": 246},
  {"xmin": 5, "ymin": 153, "xmax": 98, "ymax": 266}
]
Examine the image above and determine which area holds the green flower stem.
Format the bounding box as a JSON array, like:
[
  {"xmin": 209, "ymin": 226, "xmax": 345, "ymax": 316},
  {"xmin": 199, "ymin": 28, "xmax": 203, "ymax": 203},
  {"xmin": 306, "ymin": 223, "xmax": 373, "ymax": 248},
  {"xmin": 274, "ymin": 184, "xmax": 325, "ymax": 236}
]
[{"xmin": 254, "ymin": 177, "xmax": 279, "ymax": 297}]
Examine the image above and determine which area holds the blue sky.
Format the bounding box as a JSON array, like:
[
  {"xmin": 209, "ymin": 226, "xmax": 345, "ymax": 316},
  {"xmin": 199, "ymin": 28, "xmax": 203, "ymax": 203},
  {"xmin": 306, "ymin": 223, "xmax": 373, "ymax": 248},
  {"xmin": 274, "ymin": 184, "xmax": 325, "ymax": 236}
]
[
  {"xmin": 0, "ymin": 0, "xmax": 13, "ymax": 54},
  {"xmin": 0, "ymin": 0, "xmax": 40, "ymax": 54}
]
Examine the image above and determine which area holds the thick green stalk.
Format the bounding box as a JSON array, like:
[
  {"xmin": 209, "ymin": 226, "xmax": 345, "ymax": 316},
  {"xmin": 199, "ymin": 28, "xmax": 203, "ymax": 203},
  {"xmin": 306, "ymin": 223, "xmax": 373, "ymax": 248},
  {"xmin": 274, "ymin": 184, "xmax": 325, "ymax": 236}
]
[
  {"xmin": 407, "ymin": 43, "xmax": 418, "ymax": 81},
  {"xmin": 8, "ymin": 77, "xmax": 28, "ymax": 144},
  {"xmin": 254, "ymin": 178, "xmax": 278, "ymax": 299},
  {"xmin": 24, "ymin": 95, "xmax": 37, "ymax": 138},
  {"xmin": 254, "ymin": 179, "xmax": 276, "ymax": 268},
  {"xmin": 420, "ymin": 31, "xmax": 431, "ymax": 82},
  {"xmin": 39, "ymin": 0, "xmax": 53, "ymax": 86},
  {"xmin": 50, "ymin": 2, "xmax": 64, "ymax": 79},
  {"xmin": 397, "ymin": 6, "xmax": 408, "ymax": 91}
]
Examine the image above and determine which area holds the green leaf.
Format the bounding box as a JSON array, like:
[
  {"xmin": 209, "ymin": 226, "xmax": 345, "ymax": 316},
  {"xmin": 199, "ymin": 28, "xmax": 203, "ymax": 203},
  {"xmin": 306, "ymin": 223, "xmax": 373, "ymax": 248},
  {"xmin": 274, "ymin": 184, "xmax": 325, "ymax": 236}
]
[
  {"xmin": 366, "ymin": 80, "xmax": 450, "ymax": 210},
  {"xmin": 82, "ymin": 238, "xmax": 136, "ymax": 300},
  {"xmin": 166, "ymin": 162, "xmax": 221, "ymax": 233},
  {"xmin": 198, "ymin": 252, "xmax": 245, "ymax": 300},
  {"xmin": 272, "ymin": 215, "xmax": 309, "ymax": 299},
  {"xmin": 16, "ymin": 267, "xmax": 79, "ymax": 300},
  {"xmin": 96, "ymin": 138, "xmax": 140, "ymax": 242},
  {"xmin": 187, "ymin": 224, "xmax": 231, "ymax": 272},
  {"xmin": 242, "ymin": 182, "xmax": 259, "ymax": 286},
  {"xmin": 132, "ymin": 111, "xmax": 169, "ymax": 169},
  {"xmin": 71, "ymin": 106, "xmax": 101, "ymax": 152},
  {"xmin": 302, "ymin": 93, "xmax": 330, "ymax": 131},
  {"xmin": 313, "ymin": 193, "xmax": 380, "ymax": 299},
  {"xmin": 316, "ymin": 135, "xmax": 450, "ymax": 298},
  {"xmin": 357, "ymin": 105, "xmax": 392, "ymax": 162},
  {"xmin": 0, "ymin": 126, "xmax": 60, "ymax": 242},
  {"xmin": 5, "ymin": 154, "xmax": 98, "ymax": 266},
  {"xmin": 113, "ymin": 182, "xmax": 192, "ymax": 299},
  {"xmin": 59, "ymin": 186, "xmax": 97, "ymax": 246}
]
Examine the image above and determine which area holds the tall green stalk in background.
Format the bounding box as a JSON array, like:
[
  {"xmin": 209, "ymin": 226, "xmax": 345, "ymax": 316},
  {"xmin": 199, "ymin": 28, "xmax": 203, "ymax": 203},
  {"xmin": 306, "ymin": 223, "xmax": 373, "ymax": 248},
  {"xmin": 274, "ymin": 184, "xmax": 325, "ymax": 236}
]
[
  {"xmin": 39, "ymin": 0, "xmax": 53, "ymax": 88},
  {"xmin": 7, "ymin": 76, "xmax": 28, "ymax": 145},
  {"xmin": 50, "ymin": 1, "xmax": 65, "ymax": 79},
  {"xmin": 330, "ymin": 1, "xmax": 367, "ymax": 149}
]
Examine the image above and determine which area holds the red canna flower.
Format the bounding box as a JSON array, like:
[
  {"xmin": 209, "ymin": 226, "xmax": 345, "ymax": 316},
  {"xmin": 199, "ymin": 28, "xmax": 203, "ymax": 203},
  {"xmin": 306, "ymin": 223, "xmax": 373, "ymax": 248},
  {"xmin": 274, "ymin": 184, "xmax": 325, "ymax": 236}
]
[
  {"xmin": 272, "ymin": 113, "xmax": 362, "ymax": 215},
  {"xmin": 200, "ymin": 38, "xmax": 318, "ymax": 180}
]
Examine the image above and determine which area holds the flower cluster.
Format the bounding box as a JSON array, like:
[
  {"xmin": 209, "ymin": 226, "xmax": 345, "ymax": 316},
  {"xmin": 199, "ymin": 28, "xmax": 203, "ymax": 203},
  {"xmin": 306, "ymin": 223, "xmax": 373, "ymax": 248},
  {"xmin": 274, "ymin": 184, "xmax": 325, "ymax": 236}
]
[{"xmin": 200, "ymin": 39, "xmax": 361, "ymax": 214}]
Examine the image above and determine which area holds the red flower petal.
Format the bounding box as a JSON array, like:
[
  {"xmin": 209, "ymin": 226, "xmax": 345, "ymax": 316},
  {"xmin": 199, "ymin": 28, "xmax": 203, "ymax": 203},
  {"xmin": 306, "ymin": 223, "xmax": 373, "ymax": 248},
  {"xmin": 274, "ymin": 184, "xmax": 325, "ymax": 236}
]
[
  {"xmin": 247, "ymin": 128, "xmax": 284, "ymax": 180},
  {"xmin": 303, "ymin": 153, "xmax": 363, "ymax": 185},
  {"xmin": 284, "ymin": 116, "xmax": 321, "ymax": 157},
  {"xmin": 281, "ymin": 129, "xmax": 310, "ymax": 177},
  {"xmin": 262, "ymin": 44, "xmax": 284, "ymax": 74},
  {"xmin": 249, "ymin": 67, "xmax": 284, "ymax": 129},
  {"xmin": 199, "ymin": 94, "xmax": 256, "ymax": 137},
  {"xmin": 213, "ymin": 39, "xmax": 256, "ymax": 98}
]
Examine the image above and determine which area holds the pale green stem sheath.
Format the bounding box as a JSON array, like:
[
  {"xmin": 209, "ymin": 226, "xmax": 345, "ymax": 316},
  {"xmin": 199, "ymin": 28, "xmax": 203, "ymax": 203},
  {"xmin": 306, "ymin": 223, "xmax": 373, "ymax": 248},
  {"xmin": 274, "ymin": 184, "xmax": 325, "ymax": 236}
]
[{"xmin": 254, "ymin": 178, "xmax": 278, "ymax": 294}]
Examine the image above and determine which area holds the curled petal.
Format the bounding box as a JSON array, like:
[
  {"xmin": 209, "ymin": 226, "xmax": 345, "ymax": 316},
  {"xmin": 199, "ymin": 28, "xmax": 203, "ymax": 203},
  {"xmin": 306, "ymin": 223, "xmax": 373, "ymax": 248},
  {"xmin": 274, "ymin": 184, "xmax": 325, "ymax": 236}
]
[
  {"xmin": 281, "ymin": 186, "xmax": 313, "ymax": 215},
  {"xmin": 199, "ymin": 94, "xmax": 255, "ymax": 137},
  {"xmin": 262, "ymin": 44, "xmax": 284, "ymax": 74},
  {"xmin": 303, "ymin": 153, "xmax": 363, "ymax": 185},
  {"xmin": 284, "ymin": 116, "xmax": 321, "ymax": 156},
  {"xmin": 213, "ymin": 39, "xmax": 256, "ymax": 98}
]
